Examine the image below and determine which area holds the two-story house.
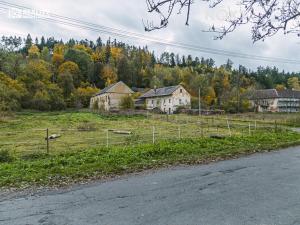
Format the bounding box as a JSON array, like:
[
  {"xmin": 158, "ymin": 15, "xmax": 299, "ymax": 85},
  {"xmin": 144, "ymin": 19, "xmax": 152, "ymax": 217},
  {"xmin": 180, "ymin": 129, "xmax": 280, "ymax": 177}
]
[
  {"xmin": 250, "ymin": 89, "xmax": 300, "ymax": 112},
  {"xmin": 139, "ymin": 85, "xmax": 191, "ymax": 114}
]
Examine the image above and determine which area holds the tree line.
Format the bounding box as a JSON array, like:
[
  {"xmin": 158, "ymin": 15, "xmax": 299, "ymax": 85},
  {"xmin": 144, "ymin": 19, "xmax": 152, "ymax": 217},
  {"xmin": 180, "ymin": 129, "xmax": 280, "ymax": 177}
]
[{"xmin": 0, "ymin": 34, "xmax": 300, "ymax": 113}]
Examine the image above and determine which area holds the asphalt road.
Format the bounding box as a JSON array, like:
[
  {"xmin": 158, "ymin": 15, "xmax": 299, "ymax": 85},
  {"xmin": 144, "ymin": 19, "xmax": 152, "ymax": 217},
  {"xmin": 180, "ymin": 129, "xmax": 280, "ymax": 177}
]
[{"xmin": 1, "ymin": 146, "xmax": 300, "ymax": 225}]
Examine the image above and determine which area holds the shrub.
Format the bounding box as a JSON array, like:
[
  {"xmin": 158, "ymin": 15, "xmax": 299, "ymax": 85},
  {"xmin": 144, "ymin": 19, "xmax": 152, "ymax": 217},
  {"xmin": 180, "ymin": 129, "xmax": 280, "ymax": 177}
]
[
  {"xmin": 120, "ymin": 95, "xmax": 134, "ymax": 109},
  {"xmin": 0, "ymin": 149, "xmax": 14, "ymax": 163},
  {"xmin": 77, "ymin": 121, "xmax": 97, "ymax": 131},
  {"xmin": 21, "ymin": 152, "xmax": 49, "ymax": 161}
]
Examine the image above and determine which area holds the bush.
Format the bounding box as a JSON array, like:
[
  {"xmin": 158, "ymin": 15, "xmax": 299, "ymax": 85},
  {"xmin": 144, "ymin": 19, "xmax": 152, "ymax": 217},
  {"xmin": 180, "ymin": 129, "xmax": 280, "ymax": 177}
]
[
  {"xmin": 0, "ymin": 149, "xmax": 14, "ymax": 163},
  {"xmin": 120, "ymin": 95, "xmax": 134, "ymax": 109},
  {"xmin": 77, "ymin": 121, "xmax": 97, "ymax": 131},
  {"xmin": 21, "ymin": 152, "xmax": 49, "ymax": 161}
]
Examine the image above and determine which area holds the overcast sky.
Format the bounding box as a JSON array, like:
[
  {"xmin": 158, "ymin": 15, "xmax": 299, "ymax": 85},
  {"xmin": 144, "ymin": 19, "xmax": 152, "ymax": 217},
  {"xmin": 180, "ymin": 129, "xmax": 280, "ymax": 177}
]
[{"xmin": 0, "ymin": 0, "xmax": 299, "ymax": 72}]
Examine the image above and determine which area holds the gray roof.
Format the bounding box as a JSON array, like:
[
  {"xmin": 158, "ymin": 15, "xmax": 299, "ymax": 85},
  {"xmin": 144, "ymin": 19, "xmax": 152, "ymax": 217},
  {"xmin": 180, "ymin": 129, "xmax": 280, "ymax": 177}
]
[
  {"xmin": 140, "ymin": 85, "xmax": 180, "ymax": 98},
  {"xmin": 278, "ymin": 89, "xmax": 300, "ymax": 98},
  {"xmin": 250, "ymin": 89, "xmax": 278, "ymax": 99},
  {"xmin": 95, "ymin": 81, "xmax": 132, "ymax": 96},
  {"xmin": 251, "ymin": 89, "xmax": 300, "ymax": 99}
]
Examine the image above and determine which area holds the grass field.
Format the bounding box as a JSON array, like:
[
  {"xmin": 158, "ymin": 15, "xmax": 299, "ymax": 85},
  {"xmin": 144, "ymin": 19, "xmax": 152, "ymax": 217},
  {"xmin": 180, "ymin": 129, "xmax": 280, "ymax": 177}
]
[
  {"xmin": 0, "ymin": 111, "xmax": 291, "ymax": 156},
  {"xmin": 0, "ymin": 110, "xmax": 300, "ymax": 188}
]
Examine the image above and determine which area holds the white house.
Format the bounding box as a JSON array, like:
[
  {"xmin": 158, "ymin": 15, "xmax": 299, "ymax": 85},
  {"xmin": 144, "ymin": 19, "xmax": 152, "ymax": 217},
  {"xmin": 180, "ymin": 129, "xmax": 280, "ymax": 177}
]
[
  {"xmin": 139, "ymin": 85, "xmax": 191, "ymax": 114},
  {"xmin": 250, "ymin": 89, "xmax": 300, "ymax": 112},
  {"xmin": 90, "ymin": 81, "xmax": 134, "ymax": 111}
]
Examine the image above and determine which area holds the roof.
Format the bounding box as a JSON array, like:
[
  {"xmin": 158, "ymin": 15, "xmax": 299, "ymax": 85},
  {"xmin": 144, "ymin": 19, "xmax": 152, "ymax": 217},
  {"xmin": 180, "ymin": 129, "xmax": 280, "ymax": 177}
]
[
  {"xmin": 134, "ymin": 98, "xmax": 145, "ymax": 106},
  {"xmin": 140, "ymin": 85, "xmax": 181, "ymax": 98},
  {"xmin": 250, "ymin": 89, "xmax": 278, "ymax": 99},
  {"xmin": 278, "ymin": 89, "xmax": 300, "ymax": 98},
  {"xmin": 250, "ymin": 89, "xmax": 300, "ymax": 99},
  {"xmin": 95, "ymin": 81, "xmax": 133, "ymax": 96}
]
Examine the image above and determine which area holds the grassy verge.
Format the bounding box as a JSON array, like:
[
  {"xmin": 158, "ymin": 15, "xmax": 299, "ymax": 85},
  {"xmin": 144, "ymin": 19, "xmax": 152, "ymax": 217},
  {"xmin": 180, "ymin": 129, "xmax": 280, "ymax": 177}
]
[{"xmin": 0, "ymin": 130, "xmax": 300, "ymax": 189}]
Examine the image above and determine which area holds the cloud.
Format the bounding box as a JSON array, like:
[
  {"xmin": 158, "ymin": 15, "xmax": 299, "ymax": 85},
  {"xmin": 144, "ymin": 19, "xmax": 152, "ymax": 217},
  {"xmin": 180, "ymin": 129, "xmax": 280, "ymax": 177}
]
[{"xmin": 0, "ymin": 0, "xmax": 299, "ymax": 72}]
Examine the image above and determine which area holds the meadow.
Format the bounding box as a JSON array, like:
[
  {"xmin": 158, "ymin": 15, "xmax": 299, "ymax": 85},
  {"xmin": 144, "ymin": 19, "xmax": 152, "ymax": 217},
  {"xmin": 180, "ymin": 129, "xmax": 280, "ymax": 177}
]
[{"xmin": 0, "ymin": 110, "xmax": 291, "ymax": 156}]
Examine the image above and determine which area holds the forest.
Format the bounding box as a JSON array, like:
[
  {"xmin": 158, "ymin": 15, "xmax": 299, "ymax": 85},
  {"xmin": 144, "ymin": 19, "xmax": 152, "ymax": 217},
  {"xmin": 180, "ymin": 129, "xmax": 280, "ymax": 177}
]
[{"xmin": 1, "ymin": 34, "xmax": 300, "ymax": 113}]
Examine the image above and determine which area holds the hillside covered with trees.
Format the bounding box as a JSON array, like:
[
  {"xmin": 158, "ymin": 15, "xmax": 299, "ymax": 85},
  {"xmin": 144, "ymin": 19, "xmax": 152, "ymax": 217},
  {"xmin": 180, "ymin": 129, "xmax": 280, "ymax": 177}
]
[{"xmin": 1, "ymin": 34, "xmax": 300, "ymax": 113}]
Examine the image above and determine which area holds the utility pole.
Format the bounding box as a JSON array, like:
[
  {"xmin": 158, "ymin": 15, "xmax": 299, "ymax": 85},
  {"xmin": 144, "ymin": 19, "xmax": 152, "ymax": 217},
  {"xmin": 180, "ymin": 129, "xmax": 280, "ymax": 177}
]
[
  {"xmin": 237, "ymin": 67, "xmax": 240, "ymax": 113},
  {"xmin": 198, "ymin": 87, "xmax": 201, "ymax": 116}
]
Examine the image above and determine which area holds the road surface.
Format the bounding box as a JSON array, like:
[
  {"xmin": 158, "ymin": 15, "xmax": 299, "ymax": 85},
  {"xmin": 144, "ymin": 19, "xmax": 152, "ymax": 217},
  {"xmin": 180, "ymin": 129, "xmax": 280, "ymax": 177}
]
[{"xmin": 1, "ymin": 146, "xmax": 300, "ymax": 225}]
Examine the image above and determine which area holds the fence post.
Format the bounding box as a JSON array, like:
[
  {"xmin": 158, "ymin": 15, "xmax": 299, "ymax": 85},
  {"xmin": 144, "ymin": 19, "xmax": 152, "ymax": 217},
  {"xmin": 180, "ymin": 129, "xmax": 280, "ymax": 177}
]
[
  {"xmin": 178, "ymin": 125, "xmax": 181, "ymax": 139},
  {"xmin": 152, "ymin": 126, "xmax": 155, "ymax": 144},
  {"xmin": 227, "ymin": 118, "xmax": 232, "ymax": 137},
  {"xmin": 46, "ymin": 128, "xmax": 49, "ymax": 154},
  {"xmin": 255, "ymin": 120, "xmax": 257, "ymax": 130},
  {"xmin": 106, "ymin": 129, "xmax": 109, "ymax": 147},
  {"xmin": 274, "ymin": 120, "xmax": 277, "ymax": 133},
  {"xmin": 249, "ymin": 122, "xmax": 251, "ymax": 135}
]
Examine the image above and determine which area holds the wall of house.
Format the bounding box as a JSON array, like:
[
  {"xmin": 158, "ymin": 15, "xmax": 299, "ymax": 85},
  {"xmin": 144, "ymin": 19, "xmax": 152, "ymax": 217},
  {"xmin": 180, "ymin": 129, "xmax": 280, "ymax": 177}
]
[
  {"xmin": 252, "ymin": 98, "xmax": 300, "ymax": 113},
  {"xmin": 90, "ymin": 82, "xmax": 133, "ymax": 111},
  {"xmin": 145, "ymin": 87, "xmax": 191, "ymax": 114},
  {"xmin": 277, "ymin": 98, "xmax": 300, "ymax": 112},
  {"xmin": 90, "ymin": 93, "xmax": 131, "ymax": 111}
]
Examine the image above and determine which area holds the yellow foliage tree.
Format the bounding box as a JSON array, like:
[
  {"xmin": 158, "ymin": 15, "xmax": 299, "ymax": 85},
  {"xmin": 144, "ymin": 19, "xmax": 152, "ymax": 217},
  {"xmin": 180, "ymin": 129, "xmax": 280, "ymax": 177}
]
[
  {"xmin": 287, "ymin": 77, "xmax": 300, "ymax": 90},
  {"xmin": 101, "ymin": 65, "xmax": 118, "ymax": 86},
  {"xmin": 74, "ymin": 44, "xmax": 93, "ymax": 55},
  {"xmin": 58, "ymin": 61, "xmax": 81, "ymax": 87},
  {"xmin": 28, "ymin": 45, "xmax": 40, "ymax": 59}
]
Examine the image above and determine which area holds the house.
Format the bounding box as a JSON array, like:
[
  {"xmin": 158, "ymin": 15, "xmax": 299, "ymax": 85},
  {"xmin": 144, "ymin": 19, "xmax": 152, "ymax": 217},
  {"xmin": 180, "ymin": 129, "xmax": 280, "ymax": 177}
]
[
  {"xmin": 139, "ymin": 85, "xmax": 191, "ymax": 114},
  {"xmin": 90, "ymin": 81, "xmax": 134, "ymax": 111},
  {"xmin": 250, "ymin": 89, "xmax": 300, "ymax": 112}
]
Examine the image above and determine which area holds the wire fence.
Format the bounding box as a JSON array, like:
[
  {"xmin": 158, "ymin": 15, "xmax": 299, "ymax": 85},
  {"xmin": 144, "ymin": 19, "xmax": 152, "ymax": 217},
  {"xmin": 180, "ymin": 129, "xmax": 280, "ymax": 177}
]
[{"xmin": 0, "ymin": 114, "xmax": 287, "ymax": 156}]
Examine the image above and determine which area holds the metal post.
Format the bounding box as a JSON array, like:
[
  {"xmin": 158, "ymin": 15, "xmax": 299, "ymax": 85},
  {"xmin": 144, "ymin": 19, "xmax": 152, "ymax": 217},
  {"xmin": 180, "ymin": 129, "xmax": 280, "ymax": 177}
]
[
  {"xmin": 46, "ymin": 128, "xmax": 49, "ymax": 154},
  {"xmin": 152, "ymin": 126, "xmax": 155, "ymax": 144}
]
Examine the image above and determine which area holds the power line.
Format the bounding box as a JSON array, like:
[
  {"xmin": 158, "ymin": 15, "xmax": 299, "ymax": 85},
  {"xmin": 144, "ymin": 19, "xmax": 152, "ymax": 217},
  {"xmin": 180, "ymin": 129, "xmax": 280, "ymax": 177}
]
[{"xmin": 0, "ymin": 1, "xmax": 300, "ymax": 64}]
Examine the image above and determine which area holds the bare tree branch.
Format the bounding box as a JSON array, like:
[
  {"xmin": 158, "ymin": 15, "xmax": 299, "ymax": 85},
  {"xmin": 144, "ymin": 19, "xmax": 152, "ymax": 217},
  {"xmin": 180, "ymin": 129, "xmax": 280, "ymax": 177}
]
[{"xmin": 145, "ymin": 0, "xmax": 300, "ymax": 42}]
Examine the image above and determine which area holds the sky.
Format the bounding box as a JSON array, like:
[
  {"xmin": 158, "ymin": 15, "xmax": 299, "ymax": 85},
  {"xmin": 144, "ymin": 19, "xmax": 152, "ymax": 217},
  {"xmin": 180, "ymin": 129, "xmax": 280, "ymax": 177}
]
[{"xmin": 0, "ymin": 0, "xmax": 299, "ymax": 72}]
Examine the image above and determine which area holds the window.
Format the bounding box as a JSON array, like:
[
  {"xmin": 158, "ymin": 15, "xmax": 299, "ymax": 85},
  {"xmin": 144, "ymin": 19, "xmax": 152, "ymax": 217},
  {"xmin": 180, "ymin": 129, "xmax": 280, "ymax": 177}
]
[
  {"xmin": 151, "ymin": 100, "xmax": 154, "ymax": 105},
  {"xmin": 180, "ymin": 89, "xmax": 183, "ymax": 93},
  {"xmin": 179, "ymin": 99, "xmax": 182, "ymax": 104},
  {"xmin": 169, "ymin": 99, "xmax": 171, "ymax": 103}
]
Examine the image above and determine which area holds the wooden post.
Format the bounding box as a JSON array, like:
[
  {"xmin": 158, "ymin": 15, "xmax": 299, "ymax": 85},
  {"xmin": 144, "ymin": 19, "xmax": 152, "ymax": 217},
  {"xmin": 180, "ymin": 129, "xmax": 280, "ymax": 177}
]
[
  {"xmin": 198, "ymin": 87, "xmax": 201, "ymax": 116},
  {"xmin": 106, "ymin": 129, "xmax": 109, "ymax": 147},
  {"xmin": 178, "ymin": 125, "xmax": 181, "ymax": 139},
  {"xmin": 249, "ymin": 122, "xmax": 251, "ymax": 135},
  {"xmin": 255, "ymin": 120, "xmax": 257, "ymax": 130},
  {"xmin": 275, "ymin": 120, "xmax": 277, "ymax": 133},
  {"xmin": 152, "ymin": 126, "xmax": 155, "ymax": 144},
  {"xmin": 227, "ymin": 118, "xmax": 232, "ymax": 137},
  {"xmin": 46, "ymin": 128, "xmax": 49, "ymax": 154}
]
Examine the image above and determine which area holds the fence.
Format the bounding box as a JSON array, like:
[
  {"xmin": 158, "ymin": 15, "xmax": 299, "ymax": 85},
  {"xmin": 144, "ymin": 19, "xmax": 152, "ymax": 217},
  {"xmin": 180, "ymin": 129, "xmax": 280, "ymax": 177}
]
[{"xmin": 0, "ymin": 114, "xmax": 287, "ymax": 155}]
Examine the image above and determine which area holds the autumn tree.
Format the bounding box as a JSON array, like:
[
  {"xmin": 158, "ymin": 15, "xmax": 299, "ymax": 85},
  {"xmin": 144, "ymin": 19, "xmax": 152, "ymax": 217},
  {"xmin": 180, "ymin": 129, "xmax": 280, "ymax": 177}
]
[
  {"xmin": 101, "ymin": 65, "xmax": 118, "ymax": 86},
  {"xmin": 287, "ymin": 77, "xmax": 300, "ymax": 90}
]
